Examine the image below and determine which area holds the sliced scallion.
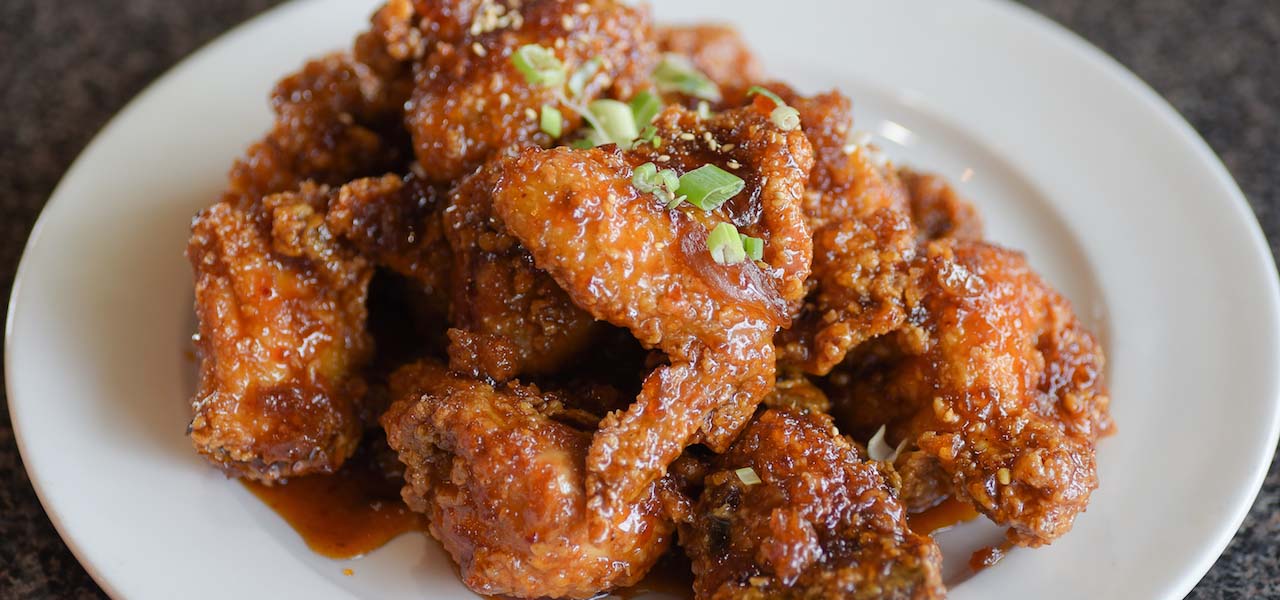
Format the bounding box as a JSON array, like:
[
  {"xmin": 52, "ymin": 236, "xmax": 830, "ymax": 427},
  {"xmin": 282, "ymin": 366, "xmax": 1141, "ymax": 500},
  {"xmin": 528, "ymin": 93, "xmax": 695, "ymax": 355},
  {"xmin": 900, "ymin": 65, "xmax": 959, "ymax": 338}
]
[
  {"xmin": 540, "ymin": 105, "xmax": 563, "ymax": 138},
  {"xmin": 587, "ymin": 99, "xmax": 640, "ymax": 147},
  {"xmin": 696, "ymin": 100, "xmax": 712, "ymax": 120},
  {"xmin": 512, "ymin": 44, "xmax": 565, "ymax": 87},
  {"xmin": 678, "ymin": 164, "xmax": 745, "ymax": 211},
  {"xmin": 708, "ymin": 222, "xmax": 747, "ymax": 265},
  {"xmin": 654, "ymin": 53, "xmax": 722, "ymax": 102},
  {"xmin": 748, "ymin": 86, "xmax": 801, "ymax": 131},
  {"xmin": 741, "ymin": 234, "xmax": 764, "ymax": 261},
  {"xmin": 746, "ymin": 85, "xmax": 786, "ymax": 107},
  {"xmin": 629, "ymin": 90, "xmax": 663, "ymax": 128},
  {"xmin": 567, "ymin": 57, "xmax": 603, "ymax": 98},
  {"xmin": 734, "ymin": 467, "xmax": 762, "ymax": 486},
  {"xmin": 632, "ymin": 162, "xmax": 681, "ymax": 206}
]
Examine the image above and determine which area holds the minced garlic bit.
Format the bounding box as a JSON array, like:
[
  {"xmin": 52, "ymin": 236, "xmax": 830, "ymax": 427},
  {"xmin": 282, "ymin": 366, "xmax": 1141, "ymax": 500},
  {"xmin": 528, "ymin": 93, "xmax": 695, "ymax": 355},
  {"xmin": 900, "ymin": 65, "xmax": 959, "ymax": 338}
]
[{"xmin": 735, "ymin": 467, "xmax": 762, "ymax": 486}]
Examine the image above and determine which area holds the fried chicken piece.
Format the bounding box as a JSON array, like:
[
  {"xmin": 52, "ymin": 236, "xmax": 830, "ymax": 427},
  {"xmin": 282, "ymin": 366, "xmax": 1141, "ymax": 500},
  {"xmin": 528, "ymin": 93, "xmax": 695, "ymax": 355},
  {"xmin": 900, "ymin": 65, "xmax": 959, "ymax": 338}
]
[
  {"xmin": 326, "ymin": 173, "xmax": 452, "ymax": 309},
  {"xmin": 680, "ymin": 409, "xmax": 944, "ymax": 599},
  {"xmin": 443, "ymin": 159, "xmax": 602, "ymax": 380},
  {"xmin": 656, "ymin": 24, "xmax": 765, "ymax": 90},
  {"xmin": 382, "ymin": 361, "xmax": 673, "ymax": 599},
  {"xmin": 400, "ymin": 0, "xmax": 656, "ymax": 182},
  {"xmin": 828, "ymin": 240, "xmax": 1113, "ymax": 545},
  {"xmin": 899, "ymin": 168, "xmax": 983, "ymax": 242},
  {"xmin": 225, "ymin": 48, "xmax": 411, "ymax": 211},
  {"xmin": 489, "ymin": 103, "xmax": 814, "ymax": 515},
  {"xmin": 187, "ymin": 184, "xmax": 373, "ymax": 481},
  {"xmin": 762, "ymin": 371, "xmax": 831, "ymax": 414}
]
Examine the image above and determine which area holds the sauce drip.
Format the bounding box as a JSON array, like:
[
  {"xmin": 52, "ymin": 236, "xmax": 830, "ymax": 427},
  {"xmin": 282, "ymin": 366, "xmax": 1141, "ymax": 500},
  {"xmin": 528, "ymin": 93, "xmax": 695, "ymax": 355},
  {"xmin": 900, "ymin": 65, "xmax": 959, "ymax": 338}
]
[
  {"xmin": 243, "ymin": 458, "xmax": 424, "ymax": 559},
  {"xmin": 908, "ymin": 496, "xmax": 980, "ymax": 535},
  {"xmin": 970, "ymin": 540, "xmax": 1016, "ymax": 572}
]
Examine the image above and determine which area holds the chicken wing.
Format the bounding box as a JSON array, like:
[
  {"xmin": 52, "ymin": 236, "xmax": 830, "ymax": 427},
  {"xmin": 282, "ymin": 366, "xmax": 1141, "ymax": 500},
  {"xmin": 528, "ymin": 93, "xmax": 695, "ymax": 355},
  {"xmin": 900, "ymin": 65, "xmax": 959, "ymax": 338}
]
[
  {"xmin": 400, "ymin": 0, "xmax": 656, "ymax": 183},
  {"xmin": 827, "ymin": 239, "xmax": 1113, "ymax": 545},
  {"xmin": 680, "ymin": 408, "xmax": 945, "ymax": 599},
  {"xmin": 489, "ymin": 103, "xmax": 814, "ymax": 515},
  {"xmin": 382, "ymin": 360, "xmax": 673, "ymax": 598},
  {"xmin": 187, "ymin": 184, "xmax": 373, "ymax": 481}
]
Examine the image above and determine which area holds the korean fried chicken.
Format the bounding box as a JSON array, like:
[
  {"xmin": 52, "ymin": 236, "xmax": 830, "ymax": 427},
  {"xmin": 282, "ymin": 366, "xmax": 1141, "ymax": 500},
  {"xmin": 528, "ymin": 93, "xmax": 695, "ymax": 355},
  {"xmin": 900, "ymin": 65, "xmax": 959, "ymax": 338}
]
[
  {"xmin": 188, "ymin": 184, "xmax": 373, "ymax": 481},
  {"xmin": 827, "ymin": 240, "xmax": 1113, "ymax": 545},
  {"xmin": 382, "ymin": 361, "xmax": 673, "ymax": 598},
  {"xmin": 681, "ymin": 409, "xmax": 944, "ymax": 599},
  {"xmin": 489, "ymin": 103, "xmax": 813, "ymax": 515},
  {"xmin": 395, "ymin": 0, "xmax": 657, "ymax": 183}
]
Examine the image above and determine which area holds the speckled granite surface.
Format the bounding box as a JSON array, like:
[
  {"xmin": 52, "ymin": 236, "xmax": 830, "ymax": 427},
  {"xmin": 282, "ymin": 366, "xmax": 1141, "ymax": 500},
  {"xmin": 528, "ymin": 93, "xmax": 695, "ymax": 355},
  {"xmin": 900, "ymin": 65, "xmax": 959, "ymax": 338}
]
[{"xmin": 0, "ymin": 0, "xmax": 1276, "ymax": 598}]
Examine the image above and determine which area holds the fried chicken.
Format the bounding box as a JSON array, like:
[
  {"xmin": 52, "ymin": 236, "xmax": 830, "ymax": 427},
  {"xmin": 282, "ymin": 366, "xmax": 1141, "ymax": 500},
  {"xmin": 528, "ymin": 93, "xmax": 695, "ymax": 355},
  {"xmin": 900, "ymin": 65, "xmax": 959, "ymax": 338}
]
[
  {"xmin": 382, "ymin": 360, "xmax": 673, "ymax": 599},
  {"xmin": 827, "ymin": 239, "xmax": 1113, "ymax": 545},
  {"xmin": 488, "ymin": 103, "xmax": 813, "ymax": 516},
  {"xmin": 680, "ymin": 409, "xmax": 945, "ymax": 599},
  {"xmin": 397, "ymin": 0, "xmax": 657, "ymax": 182},
  {"xmin": 187, "ymin": 184, "xmax": 373, "ymax": 481},
  {"xmin": 899, "ymin": 168, "xmax": 983, "ymax": 242}
]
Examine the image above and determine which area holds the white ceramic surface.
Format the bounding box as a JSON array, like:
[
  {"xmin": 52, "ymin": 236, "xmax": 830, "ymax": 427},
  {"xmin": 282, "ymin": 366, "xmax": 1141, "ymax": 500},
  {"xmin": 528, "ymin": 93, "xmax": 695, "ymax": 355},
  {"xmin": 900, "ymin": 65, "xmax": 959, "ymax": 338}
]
[{"xmin": 8, "ymin": 0, "xmax": 1280, "ymax": 598}]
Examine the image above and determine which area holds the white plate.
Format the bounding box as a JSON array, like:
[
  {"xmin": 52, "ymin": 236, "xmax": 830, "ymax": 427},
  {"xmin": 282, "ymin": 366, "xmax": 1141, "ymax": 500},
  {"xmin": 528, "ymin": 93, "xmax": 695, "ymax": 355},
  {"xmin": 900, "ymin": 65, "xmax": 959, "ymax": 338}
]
[{"xmin": 9, "ymin": 0, "xmax": 1279, "ymax": 598}]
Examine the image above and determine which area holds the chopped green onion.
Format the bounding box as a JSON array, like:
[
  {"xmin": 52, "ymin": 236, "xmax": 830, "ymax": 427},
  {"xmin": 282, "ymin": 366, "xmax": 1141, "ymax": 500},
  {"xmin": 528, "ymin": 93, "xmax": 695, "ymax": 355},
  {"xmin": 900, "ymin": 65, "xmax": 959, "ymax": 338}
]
[
  {"xmin": 708, "ymin": 222, "xmax": 747, "ymax": 265},
  {"xmin": 747, "ymin": 85, "xmax": 786, "ymax": 107},
  {"xmin": 512, "ymin": 44, "xmax": 565, "ymax": 87},
  {"xmin": 654, "ymin": 53, "xmax": 722, "ymax": 102},
  {"xmin": 569, "ymin": 138, "xmax": 595, "ymax": 149},
  {"xmin": 568, "ymin": 56, "xmax": 603, "ymax": 98},
  {"xmin": 696, "ymin": 100, "xmax": 712, "ymax": 120},
  {"xmin": 634, "ymin": 124, "xmax": 659, "ymax": 148},
  {"xmin": 734, "ymin": 466, "xmax": 762, "ymax": 486},
  {"xmin": 666, "ymin": 194, "xmax": 687, "ymax": 209},
  {"xmin": 741, "ymin": 234, "xmax": 764, "ymax": 261},
  {"xmin": 747, "ymin": 86, "xmax": 801, "ymax": 131},
  {"xmin": 539, "ymin": 105, "xmax": 563, "ymax": 138},
  {"xmin": 632, "ymin": 162, "xmax": 681, "ymax": 205},
  {"xmin": 587, "ymin": 99, "xmax": 640, "ymax": 147},
  {"xmin": 677, "ymin": 164, "xmax": 745, "ymax": 211},
  {"xmin": 629, "ymin": 90, "xmax": 663, "ymax": 127}
]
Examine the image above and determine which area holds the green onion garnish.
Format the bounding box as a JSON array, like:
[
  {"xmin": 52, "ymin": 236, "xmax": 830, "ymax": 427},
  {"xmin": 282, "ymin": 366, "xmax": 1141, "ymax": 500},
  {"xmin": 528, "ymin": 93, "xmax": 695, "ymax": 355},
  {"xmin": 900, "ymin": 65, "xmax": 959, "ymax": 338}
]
[
  {"xmin": 629, "ymin": 90, "xmax": 663, "ymax": 128},
  {"xmin": 696, "ymin": 100, "xmax": 712, "ymax": 120},
  {"xmin": 747, "ymin": 86, "xmax": 801, "ymax": 131},
  {"xmin": 586, "ymin": 99, "xmax": 639, "ymax": 147},
  {"xmin": 677, "ymin": 164, "xmax": 745, "ymax": 211},
  {"xmin": 654, "ymin": 53, "xmax": 722, "ymax": 102},
  {"xmin": 747, "ymin": 86, "xmax": 786, "ymax": 106},
  {"xmin": 708, "ymin": 222, "xmax": 747, "ymax": 265},
  {"xmin": 741, "ymin": 234, "xmax": 764, "ymax": 261},
  {"xmin": 567, "ymin": 57, "xmax": 603, "ymax": 98},
  {"xmin": 570, "ymin": 138, "xmax": 595, "ymax": 149},
  {"xmin": 632, "ymin": 162, "xmax": 682, "ymax": 206},
  {"xmin": 540, "ymin": 105, "xmax": 563, "ymax": 138},
  {"xmin": 734, "ymin": 467, "xmax": 762, "ymax": 485},
  {"xmin": 512, "ymin": 44, "xmax": 566, "ymax": 87}
]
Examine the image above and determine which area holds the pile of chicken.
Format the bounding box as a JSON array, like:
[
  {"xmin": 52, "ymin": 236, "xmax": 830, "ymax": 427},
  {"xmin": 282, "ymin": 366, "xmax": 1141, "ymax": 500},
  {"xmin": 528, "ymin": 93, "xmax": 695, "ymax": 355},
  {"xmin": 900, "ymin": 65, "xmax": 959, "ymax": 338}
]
[{"xmin": 186, "ymin": 1, "xmax": 1113, "ymax": 598}]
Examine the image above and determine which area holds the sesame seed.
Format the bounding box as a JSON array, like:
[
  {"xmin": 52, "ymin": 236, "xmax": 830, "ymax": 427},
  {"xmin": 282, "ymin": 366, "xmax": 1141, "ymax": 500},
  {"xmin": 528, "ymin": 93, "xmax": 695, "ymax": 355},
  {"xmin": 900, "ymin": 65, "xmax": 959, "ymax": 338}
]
[
  {"xmin": 525, "ymin": 107, "xmax": 538, "ymax": 120},
  {"xmin": 720, "ymin": 143, "xmax": 735, "ymax": 152},
  {"xmin": 726, "ymin": 159, "xmax": 741, "ymax": 169},
  {"xmin": 575, "ymin": 3, "xmax": 590, "ymax": 14},
  {"xmin": 562, "ymin": 14, "xmax": 574, "ymax": 29},
  {"xmin": 997, "ymin": 468, "xmax": 1012, "ymax": 485},
  {"xmin": 499, "ymin": 93, "xmax": 511, "ymax": 107},
  {"xmin": 471, "ymin": 42, "xmax": 487, "ymax": 56},
  {"xmin": 679, "ymin": 133, "xmax": 696, "ymax": 141},
  {"xmin": 657, "ymin": 155, "xmax": 671, "ymax": 162}
]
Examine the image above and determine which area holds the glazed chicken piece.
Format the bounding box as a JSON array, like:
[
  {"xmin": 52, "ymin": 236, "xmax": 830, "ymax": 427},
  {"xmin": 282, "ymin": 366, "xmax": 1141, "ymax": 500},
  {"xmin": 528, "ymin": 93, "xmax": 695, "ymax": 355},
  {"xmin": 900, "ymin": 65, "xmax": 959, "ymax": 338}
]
[
  {"xmin": 442, "ymin": 159, "xmax": 602, "ymax": 381},
  {"xmin": 898, "ymin": 168, "xmax": 983, "ymax": 242},
  {"xmin": 489, "ymin": 103, "xmax": 814, "ymax": 515},
  {"xmin": 382, "ymin": 360, "xmax": 673, "ymax": 599},
  {"xmin": 187, "ymin": 184, "xmax": 373, "ymax": 481},
  {"xmin": 656, "ymin": 24, "xmax": 765, "ymax": 91},
  {"xmin": 680, "ymin": 409, "xmax": 945, "ymax": 599},
  {"xmin": 827, "ymin": 239, "xmax": 1113, "ymax": 545},
  {"xmin": 388, "ymin": 0, "xmax": 656, "ymax": 182}
]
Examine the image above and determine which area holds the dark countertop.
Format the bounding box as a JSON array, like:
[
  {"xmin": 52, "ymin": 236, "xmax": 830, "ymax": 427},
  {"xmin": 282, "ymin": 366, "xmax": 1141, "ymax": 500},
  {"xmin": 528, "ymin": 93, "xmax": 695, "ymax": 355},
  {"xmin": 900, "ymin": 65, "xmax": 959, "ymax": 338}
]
[{"xmin": 1, "ymin": 1, "xmax": 1276, "ymax": 598}]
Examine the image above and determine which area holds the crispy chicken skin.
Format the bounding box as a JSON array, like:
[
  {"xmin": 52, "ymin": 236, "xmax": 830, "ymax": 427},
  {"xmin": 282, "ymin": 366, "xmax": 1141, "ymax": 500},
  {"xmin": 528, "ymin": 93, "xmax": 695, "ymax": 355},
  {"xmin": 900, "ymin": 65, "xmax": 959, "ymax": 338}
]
[
  {"xmin": 828, "ymin": 240, "xmax": 1113, "ymax": 545},
  {"xmin": 442, "ymin": 159, "xmax": 601, "ymax": 380},
  {"xmin": 681, "ymin": 409, "xmax": 945, "ymax": 599},
  {"xmin": 395, "ymin": 0, "xmax": 657, "ymax": 183},
  {"xmin": 899, "ymin": 168, "xmax": 983, "ymax": 243},
  {"xmin": 489, "ymin": 103, "xmax": 813, "ymax": 515},
  {"xmin": 656, "ymin": 24, "xmax": 765, "ymax": 90},
  {"xmin": 382, "ymin": 361, "xmax": 673, "ymax": 599},
  {"xmin": 187, "ymin": 184, "xmax": 373, "ymax": 481}
]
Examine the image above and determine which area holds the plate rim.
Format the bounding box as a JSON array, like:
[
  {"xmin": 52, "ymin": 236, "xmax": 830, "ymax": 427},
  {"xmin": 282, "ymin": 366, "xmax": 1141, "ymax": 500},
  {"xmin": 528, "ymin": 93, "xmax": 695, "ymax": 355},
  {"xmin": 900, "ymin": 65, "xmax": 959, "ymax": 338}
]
[{"xmin": 7, "ymin": 0, "xmax": 1279, "ymax": 598}]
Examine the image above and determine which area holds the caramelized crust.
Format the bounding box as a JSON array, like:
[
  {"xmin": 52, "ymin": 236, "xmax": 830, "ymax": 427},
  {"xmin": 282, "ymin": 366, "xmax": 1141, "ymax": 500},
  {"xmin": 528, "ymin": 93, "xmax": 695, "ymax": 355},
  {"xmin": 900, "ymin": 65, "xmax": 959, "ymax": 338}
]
[
  {"xmin": 402, "ymin": 0, "xmax": 657, "ymax": 182},
  {"xmin": 899, "ymin": 168, "xmax": 983, "ymax": 242},
  {"xmin": 829, "ymin": 240, "xmax": 1113, "ymax": 545},
  {"xmin": 382, "ymin": 361, "xmax": 673, "ymax": 599},
  {"xmin": 680, "ymin": 409, "xmax": 945, "ymax": 599},
  {"xmin": 489, "ymin": 103, "xmax": 813, "ymax": 515},
  {"xmin": 187, "ymin": 185, "xmax": 372, "ymax": 481}
]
